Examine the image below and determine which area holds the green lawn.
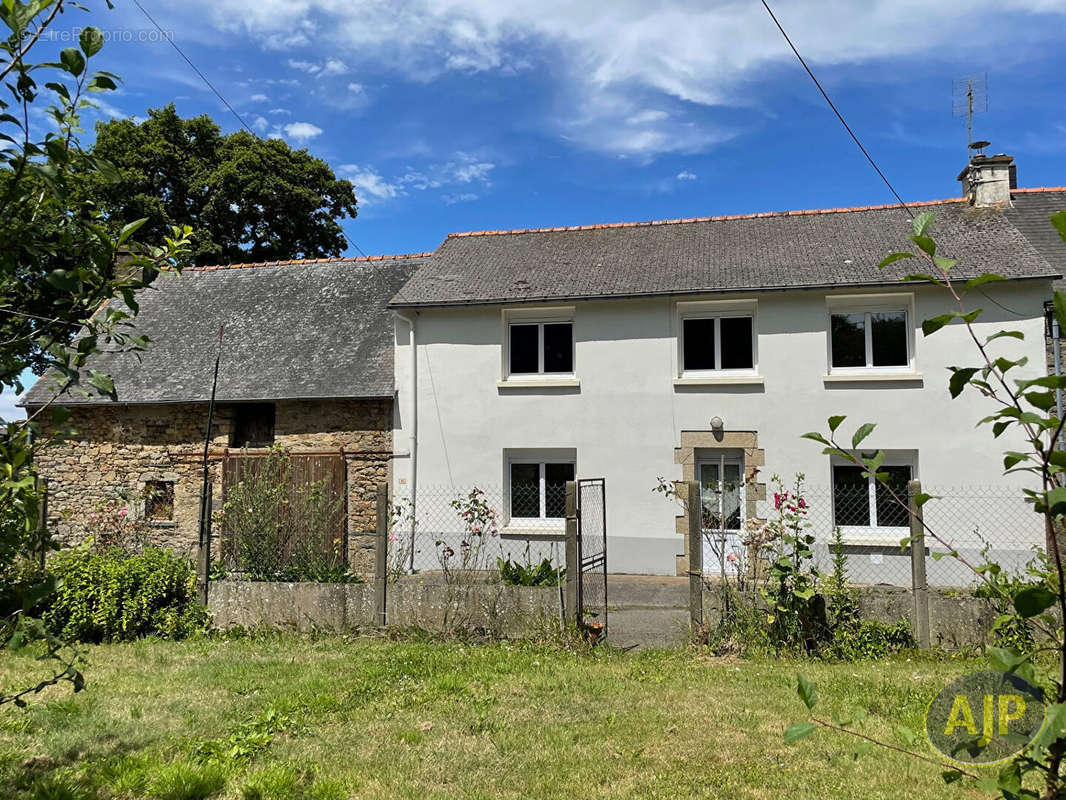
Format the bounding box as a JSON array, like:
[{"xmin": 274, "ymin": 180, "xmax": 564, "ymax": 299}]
[{"xmin": 0, "ymin": 636, "xmax": 987, "ymax": 799}]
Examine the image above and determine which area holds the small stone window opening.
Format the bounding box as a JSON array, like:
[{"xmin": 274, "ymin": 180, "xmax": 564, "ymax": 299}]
[
  {"xmin": 145, "ymin": 480, "xmax": 175, "ymax": 522},
  {"xmin": 232, "ymin": 403, "xmax": 276, "ymax": 447}
]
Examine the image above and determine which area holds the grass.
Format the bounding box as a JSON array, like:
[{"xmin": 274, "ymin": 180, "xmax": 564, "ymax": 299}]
[{"xmin": 0, "ymin": 635, "xmax": 990, "ymax": 799}]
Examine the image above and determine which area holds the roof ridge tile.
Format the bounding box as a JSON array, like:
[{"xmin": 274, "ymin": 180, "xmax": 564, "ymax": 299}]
[
  {"xmin": 186, "ymin": 251, "xmax": 433, "ymax": 272},
  {"xmin": 445, "ymin": 195, "xmax": 979, "ymax": 239}
]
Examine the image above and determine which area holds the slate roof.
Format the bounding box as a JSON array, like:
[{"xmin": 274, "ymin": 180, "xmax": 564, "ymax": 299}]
[
  {"xmin": 390, "ymin": 191, "xmax": 1065, "ymax": 308},
  {"xmin": 1006, "ymin": 189, "xmax": 1066, "ymax": 289},
  {"xmin": 21, "ymin": 254, "xmax": 428, "ymax": 407}
]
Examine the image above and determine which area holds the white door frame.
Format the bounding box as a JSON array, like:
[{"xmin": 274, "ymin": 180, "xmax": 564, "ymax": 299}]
[{"xmin": 697, "ymin": 453, "xmax": 745, "ymax": 576}]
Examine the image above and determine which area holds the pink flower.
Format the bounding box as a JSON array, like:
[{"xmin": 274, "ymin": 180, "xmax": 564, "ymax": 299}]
[
  {"xmin": 118, "ymin": 508, "xmax": 127, "ymax": 517},
  {"xmin": 726, "ymin": 553, "xmax": 737, "ymax": 563}
]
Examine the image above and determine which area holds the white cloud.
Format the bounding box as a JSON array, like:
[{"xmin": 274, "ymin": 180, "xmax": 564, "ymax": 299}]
[
  {"xmin": 676, "ymin": 170, "xmax": 697, "ymax": 180},
  {"xmin": 187, "ymin": 0, "xmax": 1066, "ymax": 157},
  {"xmin": 248, "ymin": 93, "xmax": 269, "ymax": 102},
  {"xmin": 444, "ymin": 192, "xmax": 479, "ymax": 204},
  {"xmin": 252, "ymin": 115, "xmax": 269, "ymax": 132},
  {"xmin": 282, "ymin": 121, "xmax": 324, "ymax": 142},
  {"xmin": 320, "ymin": 58, "xmax": 349, "ymax": 77},
  {"xmin": 340, "ymin": 164, "xmax": 402, "ymax": 202},
  {"xmin": 347, "ymin": 82, "xmax": 365, "ymax": 94},
  {"xmin": 268, "ymin": 107, "xmax": 291, "ymax": 115}
]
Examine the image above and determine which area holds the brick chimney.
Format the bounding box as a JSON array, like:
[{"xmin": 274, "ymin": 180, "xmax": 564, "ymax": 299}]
[{"xmin": 957, "ymin": 153, "xmax": 1016, "ymax": 207}]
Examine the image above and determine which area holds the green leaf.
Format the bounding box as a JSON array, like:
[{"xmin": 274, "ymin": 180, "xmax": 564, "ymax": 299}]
[
  {"xmin": 912, "ymin": 211, "xmax": 936, "ymax": 238},
  {"xmin": 1012, "ymin": 586, "xmax": 1056, "ymax": 618},
  {"xmin": 1055, "ymin": 290, "xmax": 1066, "ymax": 338},
  {"xmin": 1003, "ymin": 452, "xmax": 1029, "ymax": 470},
  {"xmin": 987, "ymin": 330, "xmax": 1024, "ymax": 342},
  {"xmin": 964, "ymin": 272, "xmax": 1006, "ymax": 290},
  {"xmin": 878, "ymin": 252, "xmax": 916, "ymax": 268},
  {"xmin": 828, "ymin": 415, "xmax": 846, "ymax": 432},
  {"xmin": 1051, "ymin": 211, "xmax": 1066, "ymax": 244},
  {"xmin": 940, "ymin": 770, "xmax": 964, "ymax": 785},
  {"xmin": 797, "ymin": 674, "xmax": 817, "ymax": 711},
  {"xmin": 86, "ymin": 74, "xmax": 118, "ymax": 92},
  {"xmin": 116, "ymin": 218, "xmax": 147, "ymax": 246},
  {"xmin": 911, "ymin": 234, "xmax": 936, "ymax": 257},
  {"xmin": 1047, "ymin": 486, "xmax": 1066, "ymax": 516},
  {"xmin": 783, "ymin": 722, "xmax": 817, "ymax": 744},
  {"xmin": 922, "ymin": 314, "xmax": 955, "ymax": 336},
  {"xmin": 60, "ymin": 48, "xmax": 85, "ymax": 77},
  {"xmin": 801, "ymin": 432, "xmax": 829, "ymax": 445},
  {"xmin": 948, "ymin": 367, "xmax": 979, "ymax": 399},
  {"xmin": 851, "ymin": 423, "xmax": 875, "ymax": 449},
  {"xmin": 86, "ymin": 370, "xmax": 116, "ymax": 400},
  {"xmin": 79, "ymin": 26, "xmax": 104, "ymax": 57},
  {"xmin": 933, "ymin": 256, "xmax": 958, "ymax": 272}
]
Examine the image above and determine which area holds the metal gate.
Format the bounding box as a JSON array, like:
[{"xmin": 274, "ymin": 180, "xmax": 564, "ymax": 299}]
[{"xmin": 577, "ymin": 478, "xmax": 608, "ymax": 642}]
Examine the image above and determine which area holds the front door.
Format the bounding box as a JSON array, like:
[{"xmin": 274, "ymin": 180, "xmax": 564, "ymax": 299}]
[{"xmin": 698, "ymin": 456, "xmax": 745, "ymax": 576}]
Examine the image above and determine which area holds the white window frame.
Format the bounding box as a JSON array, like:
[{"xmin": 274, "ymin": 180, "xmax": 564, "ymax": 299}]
[
  {"xmin": 501, "ymin": 306, "xmax": 576, "ymax": 383},
  {"xmin": 830, "ymin": 451, "xmax": 917, "ymax": 544},
  {"xmin": 504, "ymin": 448, "xmax": 576, "ymax": 528},
  {"xmin": 826, "ymin": 293, "xmax": 915, "ymax": 376},
  {"xmin": 676, "ymin": 299, "xmax": 759, "ymax": 379}
]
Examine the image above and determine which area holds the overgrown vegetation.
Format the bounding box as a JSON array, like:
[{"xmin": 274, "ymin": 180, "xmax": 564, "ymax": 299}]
[
  {"xmin": 42, "ymin": 547, "xmax": 207, "ymax": 643},
  {"xmin": 497, "ymin": 543, "xmax": 564, "ymax": 586},
  {"xmin": 219, "ymin": 448, "xmax": 359, "ymax": 583}
]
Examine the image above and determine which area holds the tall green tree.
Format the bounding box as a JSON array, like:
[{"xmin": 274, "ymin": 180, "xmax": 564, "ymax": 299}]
[{"xmin": 81, "ymin": 104, "xmax": 358, "ymax": 266}]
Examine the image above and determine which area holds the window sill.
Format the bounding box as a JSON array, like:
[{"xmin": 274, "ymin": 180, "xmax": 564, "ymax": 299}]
[
  {"xmin": 673, "ymin": 375, "xmax": 764, "ymax": 387},
  {"xmin": 500, "ymin": 524, "xmax": 566, "ymax": 541},
  {"xmin": 838, "ymin": 528, "xmax": 911, "ymax": 547},
  {"xmin": 823, "ymin": 371, "xmax": 922, "ymax": 383},
  {"xmin": 497, "ymin": 378, "xmax": 580, "ymax": 389}
]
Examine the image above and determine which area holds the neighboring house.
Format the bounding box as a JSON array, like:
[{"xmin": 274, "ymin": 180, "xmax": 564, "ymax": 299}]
[
  {"xmin": 389, "ymin": 156, "xmax": 1066, "ymax": 578},
  {"xmin": 21, "ymin": 254, "xmax": 427, "ymax": 570}
]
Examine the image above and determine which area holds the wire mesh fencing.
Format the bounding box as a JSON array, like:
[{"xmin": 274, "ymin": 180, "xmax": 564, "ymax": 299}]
[{"xmin": 728, "ymin": 484, "xmax": 1046, "ymax": 589}]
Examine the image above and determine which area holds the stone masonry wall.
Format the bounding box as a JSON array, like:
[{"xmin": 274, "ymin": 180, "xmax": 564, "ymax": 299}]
[{"xmin": 31, "ymin": 398, "xmax": 392, "ymax": 574}]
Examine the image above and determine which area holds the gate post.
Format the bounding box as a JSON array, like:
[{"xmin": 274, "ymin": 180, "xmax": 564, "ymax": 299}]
[
  {"xmin": 908, "ymin": 480, "xmax": 931, "ymax": 648},
  {"xmin": 374, "ymin": 481, "xmax": 389, "ymax": 627},
  {"xmin": 36, "ymin": 477, "xmax": 48, "ymax": 571},
  {"xmin": 197, "ymin": 482, "xmax": 213, "ymax": 607},
  {"xmin": 564, "ymin": 480, "xmax": 579, "ymax": 626},
  {"xmin": 686, "ymin": 480, "xmax": 703, "ymax": 630}
]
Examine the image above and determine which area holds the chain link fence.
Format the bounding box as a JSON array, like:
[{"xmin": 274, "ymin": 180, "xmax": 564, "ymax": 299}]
[
  {"xmin": 386, "ymin": 485, "xmax": 567, "ymax": 587},
  {"xmin": 734, "ymin": 484, "xmax": 1045, "ymax": 588}
]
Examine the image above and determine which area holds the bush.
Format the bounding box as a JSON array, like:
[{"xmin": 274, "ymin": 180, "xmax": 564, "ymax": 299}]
[
  {"xmin": 43, "ymin": 548, "xmax": 208, "ymax": 643},
  {"xmin": 822, "ymin": 619, "xmax": 915, "ymax": 661},
  {"xmin": 497, "ymin": 556, "xmax": 563, "ymax": 586}
]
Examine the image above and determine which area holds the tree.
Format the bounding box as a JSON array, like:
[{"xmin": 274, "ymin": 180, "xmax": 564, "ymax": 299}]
[
  {"xmin": 80, "ymin": 104, "xmax": 358, "ymax": 266},
  {"xmin": 1, "ymin": 0, "xmax": 191, "ymax": 705}
]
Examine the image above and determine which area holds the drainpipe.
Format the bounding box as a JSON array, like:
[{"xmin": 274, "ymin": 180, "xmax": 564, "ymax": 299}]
[
  {"xmin": 393, "ymin": 310, "xmax": 418, "ymax": 573},
  {"xmin": 1046, "ymin": 301, "xmax": 1064, "ymax": 452}
]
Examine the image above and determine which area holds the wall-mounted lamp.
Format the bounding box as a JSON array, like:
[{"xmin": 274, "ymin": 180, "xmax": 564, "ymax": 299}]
[{"xmin": 710, "ymin": 416, "xmax": 724, "ymax": 432}]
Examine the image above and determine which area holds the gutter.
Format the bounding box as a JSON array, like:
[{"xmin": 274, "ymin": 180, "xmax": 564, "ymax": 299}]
[{"xmin": 393, "ymin": 310, "xmax": 418, "ymax": 573}]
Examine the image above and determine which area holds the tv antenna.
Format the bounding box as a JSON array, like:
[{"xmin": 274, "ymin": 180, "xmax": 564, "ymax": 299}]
[{"xmin": 952, "ymin": 73, "xmax": 988, "ymax": 158}]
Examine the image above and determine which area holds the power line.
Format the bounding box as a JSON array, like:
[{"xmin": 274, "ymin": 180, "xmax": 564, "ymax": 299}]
[
  {"xmin": 759, "ymin": 0, "xmax": 1028, "ymax": 318},
  {"xmin": 758, "ymin": 0, "xmax": 914, "ymax": 220},
  {"xmin": 127, "ymin": 0, "xmax": 368, "ymax": 259}
]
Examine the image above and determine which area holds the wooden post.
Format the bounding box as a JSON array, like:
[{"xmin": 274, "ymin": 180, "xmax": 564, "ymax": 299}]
[
  {"xmin": 36, "ymin": 478, "xmax": 48, "ymax": 571},
  {"xmin": 908, "ymin": 479, "xmax": 931, "ymax": 648},
  {"xmin": 686, "ymin": 481, "xmax": 703, "ymax": 630},
  {"xmin": 197, "ymin": 482, "xmax": 212, "ymax": 606},
  {"xmin": 374, "ymin": 481, "xmax": 389, "ymax": 627},
  {"xmin": 564, "ymin": 481, "xmax": 579, "ymax": 626}
]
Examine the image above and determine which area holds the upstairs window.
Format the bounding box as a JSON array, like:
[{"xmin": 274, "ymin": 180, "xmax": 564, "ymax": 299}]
[
  {"xmin": 682, "ymin": 316, "xmax": 755, "ymax": 372},
  {"xmin": 509, "ymin": 321, "xmax": 573, "ymax": 376},
  {"xmin": 232, "ymin": 403, "xmax": 275, "ymax": 448},
  {"xmin": 830, "ymin": 308, "xmax": 909, "ymax": 370}
]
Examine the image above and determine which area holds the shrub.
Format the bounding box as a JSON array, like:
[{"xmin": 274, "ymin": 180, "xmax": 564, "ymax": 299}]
[
  {"xmin": 42, "ymin": 548, "xmax": 208, "ymax": 643},
  {"xmin": 822, "ymin": 619, "xmax": 915, "ymax": 661},
  {"xmin": 497, "ymin": 556, "xmax": 564, "ymax": 586}
]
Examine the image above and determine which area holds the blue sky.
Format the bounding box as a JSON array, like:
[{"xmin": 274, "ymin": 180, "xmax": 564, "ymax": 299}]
[{"xmin": 4, "ymin": 0, "xmax": 1066, "ymax": 419}]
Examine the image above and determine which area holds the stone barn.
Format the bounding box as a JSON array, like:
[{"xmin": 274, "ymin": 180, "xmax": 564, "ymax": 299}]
[{"xmin": 20, "ymin": 253, "xmax": 428, "ymax": 572}]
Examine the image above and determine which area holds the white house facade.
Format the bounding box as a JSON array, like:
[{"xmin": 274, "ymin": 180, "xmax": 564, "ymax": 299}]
[{"xmin": 390, "ymin": 161, "xmax": 1066, "ymax": 580}]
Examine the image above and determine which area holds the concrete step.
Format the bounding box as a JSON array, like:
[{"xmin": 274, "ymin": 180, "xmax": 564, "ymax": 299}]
[
  {"xmin": 605, "ymin": 575, "xmax": 689, "ymax": 609},
  {"xmin": 606, "ymin": 607, "xmax": 691, "ymax": 650}
]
